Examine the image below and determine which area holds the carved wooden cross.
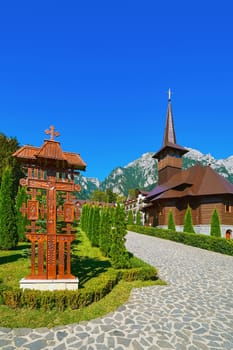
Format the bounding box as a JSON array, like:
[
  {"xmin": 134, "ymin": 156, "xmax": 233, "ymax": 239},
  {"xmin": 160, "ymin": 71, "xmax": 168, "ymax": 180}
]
[
  {"xmin": 27, "ymin": 188, "xmax": 40, "ymax": 200},
  {"xmin": 45, "ymin": 125, "xmax": 60, "ymax": 141},
  {"xmin": 26, "ymin": 221, "xmax": 41, "ymax": 234},
  {"xmin": 62, "ymin": 192, "xmax": 76, "ymax": 203}
]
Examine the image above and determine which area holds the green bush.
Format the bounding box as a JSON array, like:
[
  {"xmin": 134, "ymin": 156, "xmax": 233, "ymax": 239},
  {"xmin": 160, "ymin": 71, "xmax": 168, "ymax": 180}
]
[
  {"xmin": 120, "ymin": 255, "xmax": 157, "ymax": 281},
  {"xmin": 2, "ymin": 269, "xmax": 120, "ymax": 311},
  {"xmin": 210, "ymin": 208, "xmax": 221, "ymax": 237},
  {"xmin": 2, "ymin": 258, "xmax": 159, "ymax": 311},
  {"xmin": 183, "ymin": 205, "xmax": 195, "ymax": 233},
  {"xmin": 167, "ymin": 209, "xmax": 176, "ymax": 231}
]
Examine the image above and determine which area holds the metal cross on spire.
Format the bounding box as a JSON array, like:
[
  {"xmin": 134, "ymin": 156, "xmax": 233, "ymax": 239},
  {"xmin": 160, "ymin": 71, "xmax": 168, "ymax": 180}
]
[
  {"xmin": 45, "ymin": 125, "xmax": 60, "ymax": 141},
  {"xmin": 168, "ymin": 88, "xmax": 172, "ymax": 101}
]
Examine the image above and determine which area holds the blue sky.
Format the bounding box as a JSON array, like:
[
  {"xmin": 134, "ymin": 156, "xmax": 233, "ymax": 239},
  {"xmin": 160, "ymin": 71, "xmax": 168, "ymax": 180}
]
[{"xmin": 0, "ymin": 1, "xmax": 233, "ymax": 181}]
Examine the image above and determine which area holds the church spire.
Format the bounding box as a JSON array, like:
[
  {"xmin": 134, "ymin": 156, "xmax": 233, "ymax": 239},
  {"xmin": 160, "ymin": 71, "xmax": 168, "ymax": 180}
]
[
  {"xmin": 153, "ymin": 89, "xmax": 188, "ymax": 185},
  {"xmin": 162, "ymin": 88, "xmax": 176, "ymax": 146}
]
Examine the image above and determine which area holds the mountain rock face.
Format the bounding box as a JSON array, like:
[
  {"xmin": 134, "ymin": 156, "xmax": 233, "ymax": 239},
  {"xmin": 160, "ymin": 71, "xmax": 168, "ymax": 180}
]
[{"xmin": 76, "ymin": 148, "xmax": 233, "ymax": 198}]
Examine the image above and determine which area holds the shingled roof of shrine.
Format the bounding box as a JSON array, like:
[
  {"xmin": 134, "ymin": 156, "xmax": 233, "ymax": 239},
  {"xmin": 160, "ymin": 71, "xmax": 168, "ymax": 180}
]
[{"xmin": 13, "ymin": 126, "xmax": 86, "ymax": 170}]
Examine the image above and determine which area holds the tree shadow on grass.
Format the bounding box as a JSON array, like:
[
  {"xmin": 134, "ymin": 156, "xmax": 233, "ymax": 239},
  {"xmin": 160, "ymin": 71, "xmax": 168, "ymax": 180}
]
[
  {"xmin": 0, "ymin": 244, "xmax": 30, "ymax": 265},
  {"xmin": 71, "ymin": 255, "xmax": 111, "ymax": 288},
  {"xmin": 0, "ymin": 254, "xmax": 24, "ymax": 265}
]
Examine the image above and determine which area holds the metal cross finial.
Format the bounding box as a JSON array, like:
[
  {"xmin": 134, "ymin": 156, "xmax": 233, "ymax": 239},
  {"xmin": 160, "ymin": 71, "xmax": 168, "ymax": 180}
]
[
  {"xmin": 168, "ymin": 88, "xmax": 172, "ymax": 101},
  {"xmin": 45, "ymin": 125, "xmax": 60, "ymax": 141},
  {"xmin": 207, "ymin": 153, "xmax": 211, "ymax": 166}
]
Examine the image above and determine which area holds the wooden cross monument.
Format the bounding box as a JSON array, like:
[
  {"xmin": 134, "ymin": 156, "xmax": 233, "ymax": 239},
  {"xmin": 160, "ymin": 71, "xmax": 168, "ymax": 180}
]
[{"xmin": 13, "ymin": 126, "xmax": 86, "ymax": 288}]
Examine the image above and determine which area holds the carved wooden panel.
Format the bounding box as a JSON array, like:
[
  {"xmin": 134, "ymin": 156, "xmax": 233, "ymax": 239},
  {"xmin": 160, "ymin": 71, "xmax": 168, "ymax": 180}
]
[
  {"xmin": 47, "ymin": 235, "xmax": 57, "ymax": 279},
  {"xmin": 27, "ymin": 200, "xmax": 39, "ymax": 221},
  {"xmin": 64, "ymin": 203, "xmax": 74, "ymax": 223}
]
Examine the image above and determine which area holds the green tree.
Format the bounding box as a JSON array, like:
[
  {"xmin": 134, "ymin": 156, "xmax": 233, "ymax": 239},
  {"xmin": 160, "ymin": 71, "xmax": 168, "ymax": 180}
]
[
  {"xmin": 92, "ymin": 205, "xmax": 100, "ymax": 246},
  {"xmin": 0, "ymin": 166, "xmax": 18, "ymax": 249},
  {"xmin": 110, "ymin": 202, "xmax": 129, "ymax": 268},
  {"xmin": 90, "ymin": 190, "xmax": 108, "ymax": 203},
  {"xmin": 210, "ymin": 208, "xmax": 221, "ymax": 237},
  {"xmin": 128, "ymin": 189, "xmax": 139, "ymax": 200},
  {"xmin": 87, "ymin": 205, "xmax": 95, "ymax": 241},
  {"xmin": 99, "ymin": 206, "xmax": 113, "ymax": 256},
  {"xmin": 127, "ymin": 209, "xmax": 134, "ymax": 225},
  {"xmin": 167, "ymin": 209, "xmax": 176, "ymax": 231},
  {"xmin": 183, "ymin": 205, "xmax": 195, "ymax": 233},
  {"xmin": 15, "ymin": 186, "xmax": 28, "ymax": 241},
  {"xmin": 136, "ymin": 211, "xmax": 142, "ymax": 225},
  {"xmin": 106, "ymin": 188, "xmax": 117, "ymax": 203},
  {"xmin": 0, "ymin": 133, "xmax": 22, "ymax": 197},
  {"xmin": 80, "ymin": 204, "xmax": 87, "ymax": 231}
]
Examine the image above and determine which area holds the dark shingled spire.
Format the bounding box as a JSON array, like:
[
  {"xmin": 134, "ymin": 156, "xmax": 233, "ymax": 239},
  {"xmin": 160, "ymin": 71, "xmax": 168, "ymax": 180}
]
[
  {"xmin": 153, "ymin": 89, "xmax": 188, "ymax": 159},
  {"xmin": 163, "ymin": 88, "xmax": 176, "ymax": 146}
]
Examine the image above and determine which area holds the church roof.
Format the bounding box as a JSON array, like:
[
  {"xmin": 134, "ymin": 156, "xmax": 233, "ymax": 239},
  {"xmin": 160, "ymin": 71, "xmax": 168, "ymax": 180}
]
[{"xmin": 145, "ymin": 164, "xmax": 233, "ymax": 202}]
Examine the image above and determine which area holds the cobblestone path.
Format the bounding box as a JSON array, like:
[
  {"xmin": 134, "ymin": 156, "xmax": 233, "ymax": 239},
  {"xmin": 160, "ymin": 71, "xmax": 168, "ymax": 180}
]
[{"xmin": 1, "ymin": 231, "xmax": 233, "ymax": 349}]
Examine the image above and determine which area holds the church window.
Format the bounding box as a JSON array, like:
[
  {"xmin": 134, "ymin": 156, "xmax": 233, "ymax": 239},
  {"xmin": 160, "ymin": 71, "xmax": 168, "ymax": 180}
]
[{"xmin": 225, "ymin": 202, "xmax": 231, "ymax": 213}]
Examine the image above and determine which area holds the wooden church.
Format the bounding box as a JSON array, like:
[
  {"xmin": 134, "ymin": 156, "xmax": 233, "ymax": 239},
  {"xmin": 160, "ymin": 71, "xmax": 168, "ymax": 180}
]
[{"xmin": 143, "ymin": 92, "xmax": 233, "ymax": 236}]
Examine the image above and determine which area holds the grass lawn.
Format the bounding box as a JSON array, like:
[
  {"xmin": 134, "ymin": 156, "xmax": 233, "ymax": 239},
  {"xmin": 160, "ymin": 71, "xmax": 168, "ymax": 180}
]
[{"xmin": 0, "ymin": 230, "xmax": 165, "ymax": 328}]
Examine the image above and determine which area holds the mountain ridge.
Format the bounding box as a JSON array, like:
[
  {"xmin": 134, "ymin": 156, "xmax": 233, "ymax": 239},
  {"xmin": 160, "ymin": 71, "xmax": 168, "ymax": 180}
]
[{"xmin": 76, "ymin": 148, "xmax": 233, "ymax": 198}]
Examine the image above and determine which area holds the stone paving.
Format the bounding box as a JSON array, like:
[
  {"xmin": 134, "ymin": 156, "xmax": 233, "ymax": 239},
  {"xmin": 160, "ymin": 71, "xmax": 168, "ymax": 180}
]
[{"xmin": 1, "ymin": 231, "xmax": 233, "ymax": 349}]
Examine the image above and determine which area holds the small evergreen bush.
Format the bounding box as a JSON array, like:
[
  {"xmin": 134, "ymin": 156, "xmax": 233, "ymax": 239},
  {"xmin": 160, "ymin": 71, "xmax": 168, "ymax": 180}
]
[
  {"xmin": 183, "ymin": 205, "xmax": 195, "ymax": 233},
  {"xmin": 167, "ymin": 209, "xmax": 176, "ymax": 231},
  {"xmin": 210, "ymin": 208, "xmax": 221, "ymax": 237}
]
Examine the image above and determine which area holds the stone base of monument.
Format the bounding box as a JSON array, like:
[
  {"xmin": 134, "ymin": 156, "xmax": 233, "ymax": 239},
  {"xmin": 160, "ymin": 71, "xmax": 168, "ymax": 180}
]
[{"xmin": 20, "ymin": 278, "xmax": 79, "ymax": 291}]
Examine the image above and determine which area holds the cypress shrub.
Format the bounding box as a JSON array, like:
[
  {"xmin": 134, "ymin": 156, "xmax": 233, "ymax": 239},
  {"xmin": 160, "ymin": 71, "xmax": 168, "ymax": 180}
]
[
  {"xmin": 80, "ymin": 204, "xmax": 86, "ymax": 231},
  {"xmin": 110, "ymin": 202, "xmax": 129, "ymax": 268},
  {"xmin": 15, "ymin": 186, "xmax": 28, "ymax": 242},
  {"xmin": 92, "ymin": 205, "xmax": 100, "ymax": 246},
  {"xmin": 136, "ymin": 211, "xmax": 142, "ymax": 226},
  {"xmin": 210, "ymin": 208, "xmax": 221, "ymax": 237},
  {"xmin": 99, "ymin": 206, "xmax": 113, "ymax": 257},
  {"xmin": 183, "ymin": 205, "xmax": 195, "ymax": 233},
  {"xmin": 167, "ymin": 209, "xmax": 176, "ymax": 231},
  {"xmin": 127, "ymin": 210, "xmax": 134, "ymax": 225},
  {"xmin": 0, "ymin": 166, "xmax": 18, "ymax": 249},
  {"xmin": 87, "ymin": 205, "xmax": 94, "ymax": 241}
]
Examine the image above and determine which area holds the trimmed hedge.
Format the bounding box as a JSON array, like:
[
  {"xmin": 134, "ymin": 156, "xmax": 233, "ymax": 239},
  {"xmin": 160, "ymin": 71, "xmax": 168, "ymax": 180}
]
[
  {"xmin": 1, "ymin": 262, "xmax": 157, "ymax": 310},
  {"xmin": 127, "ymin": 225, "xmax": 233, "ymax": 256},
  {"xmin": 121, "ymin": 256, "xmax": 157, "ymax": 282},
  {"xmin": 2, "ymin": 269, "xmax": 120, "ymax": 311}
]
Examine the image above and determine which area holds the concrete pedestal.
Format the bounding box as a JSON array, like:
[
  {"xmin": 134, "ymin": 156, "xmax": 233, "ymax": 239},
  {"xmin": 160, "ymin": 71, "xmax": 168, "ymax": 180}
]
[{"xmin": 20, "ymin": 278, "xmax": 79, "ymax": 291}]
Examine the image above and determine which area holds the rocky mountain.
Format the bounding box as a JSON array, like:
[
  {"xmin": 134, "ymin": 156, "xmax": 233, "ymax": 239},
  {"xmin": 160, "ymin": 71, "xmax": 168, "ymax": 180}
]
[{"xmin": 76, "ymin": 148, "xmax": 233, "ymax": 198}]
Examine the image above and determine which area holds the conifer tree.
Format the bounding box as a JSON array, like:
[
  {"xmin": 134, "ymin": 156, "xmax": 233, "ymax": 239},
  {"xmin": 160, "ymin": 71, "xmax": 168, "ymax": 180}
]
[
  {"xmin": 99, "ymin": 206, "xmax": 113, "ymax": 256},
  {"xmin": 15, "ymin": 186, "xmax": 28, "ymax": 241},
  {"xmin": 0, "ymin": 133, "xmax": 22, "ymax": 197},
  {"xmin": 80, "ymin": 204, "xmax": 86, "ymax": 231},
  {"xmin": 110, "ymin": 202, "xmax": 129, "ymax": 268},
  {"xmin": 127, "ymin": 209, "xmax": 134, "ymax": 225},
  {"xmin": 136, "ymin": 211, "xmax": 142, "ymax": 226},
  {"xmin": 92, "ymin": 205, "xmax": 100, "ymax": 246},
  {"xmin": 84, "ymin": 204, "xmax": 90, "ymax": 232},
  {"xmin": 167, "ymin": 209, "xmax": 176, "ymax": 231},
  {"xmin": 210, "ymin": 208, "xmax": 221, "ymax": 237},
  {"xmin": 88, "ymin": 205, "xmax": 94, "ymax": 242},
  {"xmin": 183, "ymin": 205, "xmax": 195, "ymax": 233},
  {"xmin": 0, "ymin": 166, "xmax": 18, "ymax": 249}
]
